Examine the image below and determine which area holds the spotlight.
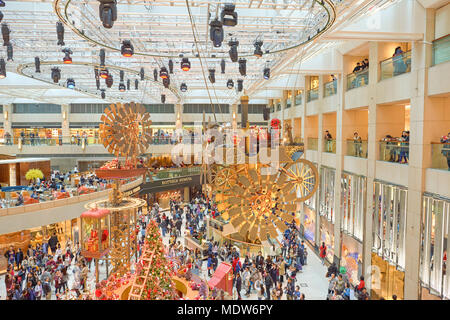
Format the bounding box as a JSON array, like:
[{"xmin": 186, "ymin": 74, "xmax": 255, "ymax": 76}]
[
  {"xmin": 121, "ymin": 40, "xmax": 134, "ymax": 57},
  {"xmin": 118, "ymin": 82, "xmax": 126, "ymax": 92},
  {"xmin": 161, "ymin": 94, "xmax": 166, "ymax": 104},
  {"xmin": 140, "ymin": 67, "xmax": 144, "ymax": 81},
  {"xmin": 99, "ymin": 49, "xmax": 106, "ymax": 66},
  {"xmin": 106, "ymin": 74, "xmax": 113, "ymax": 88},
  {"xmin": 62, "ymin": 48, "xmax": 72, "ymax": 64},
  {"xmin": 221, "ymin": 3, "xmax": 238, "ymax": 27},
  {"xmin": 2, "ymin": 23, "xmax": 10, "ymax": 46},
  {"xmin": 6, "ymin": 43, "xmax": 12, "ymax": 61},
  {"xmin": 160, "ymin": 66, "xmax": 168, "ymax": 79},
  {"xmin": 94, "ymin": 67, "xmax": 99, "ymax": 80},
  {"xmin": 180, "ymin": 83, "xmax": 187, "ymax": 92},
  {"xmin": 237, "ymin": 79, "xmax": 243, "ymax": 92},
  {"xmin": 56, "ymin": 22, "xmax": 65, "ymax": 46},
  {"xmin": 263, "ymin": 67, "xmax": 270, "ymax": 80},
  {"xmin": 208, "ymin": 69, "xmax": 216, "ymax": 84},
  {"xmin": 209, "ymin": 19, "xmax": 224, "ymax": 48},
  {"xmin": 0, "ymin": 12, "xmax": 3, "ymax": 23},
  {"xmin": 96, "ymin": 79, "xmax": 100, "ymax": 90},
  {"xmin": 98, "ymin": 0, "xmax": 117, "ymax": 29},
  {"xmin": 101, "ymin": 89, "xmax": 106, "ymax": 99},
  {"xmin": 0, "ymin": 58, "xmax": 6, "ymax": 79},
  {"xmin": 34, "ymin": 57, "xmax": 41, "ymax": 73},
  {"xmin": 181, "ymin": 58, "xmax": 190, "ymax": 71},
  {"xmin": 228, "ymin": 39, "xmax": 239, "ymax": 62},
  {"xmin": 0, "ymin": 1, "xmax": 4, "ymax": 7},
  {"xmin": 66, "ymin": 78, "xmax": 75, "ymax": 89},
  {"xmin": 126, "ymin": 79, "xmax": 130, "ymax": 90},
  {"xmin": 99, "ymin": 68, "xmax": 109, "ymax": 79},
  {"xmin": 163, "ymin": 77, "xmax": 170, "ymax": 88},
  {"xmin": 153, "ymin": 68, "xmax": 158, "ymax": 81},
  {"xmin": 119, "ymin": 70, "xmax": 124, "ymax": 82},
  {"xmin": 226, "ymin": 79, "xmax": 234, "ymax": 89},
  {"xmin": 220, "ymin": 59, "xmax": 225, "ymax": 74},
  {"xmin": 168, "ymin": 59, "xmax": 173, "ymax": 74},
  {"xmin": 51, "ymin": 67, "xmax": 61, "ymax": 83},
  {"xmin": 253, "ymin": 41, "xmax": 263, "ymax": 58},
  {"xmin": 238, "ymin": 58, "xmax": 246, "ymax": 76},
  {"xmin": 135, "ymin": 79, "xmax": 139, "ymax": 90}
]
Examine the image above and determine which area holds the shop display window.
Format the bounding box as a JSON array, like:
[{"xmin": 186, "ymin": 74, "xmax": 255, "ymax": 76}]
[
  {"xmin": 303, "ymin": 205, "xmax": 316, "ymax": 244},
  {"xmin": 319, "ymin": 216, "xmax": 334, "ymax": 262},
  {"xmin": 341, "ymin": 172, "xmax": 366, "ymax": 241},
  {"xmin": 420, "ymin": 195, "xmax": 450, "ymax": 299},
  {"xmin": 341, "ymin": 233, "xmax": 363, "ymax": 285},
  {"xmin": 372, "ymin": 181, "xmax": 407, "ymax": 270},
  {"xmin": 69, "ymin": 128, "xmax": 100, "ymax": 145},
  {"xmin": 319, "ymin": 166, "xmax": 335, "ymax": 223}
]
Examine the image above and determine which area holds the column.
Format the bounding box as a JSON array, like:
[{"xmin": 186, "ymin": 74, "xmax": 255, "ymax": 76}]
[
  {"xmin": 240, "ymin": 96, "xmax": 249, "ymax": 128},
  {"xmin": 175, "ymin": 103, "xmax": 183, "ymax": 130},
  {"xmin": 61, "ymin": 104, "xmax": 70, "ymax": 144},
  {"xmin": 231, "ymin": 103, "xmax": 237, "ymax": 130},
  {"xmin": 184, "ymin": 186, "xmax": 190, "ymax": 203},
  {"xmin": 301, "ymin": 77, "xmax": 307, "ymax": 144},
  {"xmin": 362, "ymin": 41, "xmax": 379, "ymax": 292}
]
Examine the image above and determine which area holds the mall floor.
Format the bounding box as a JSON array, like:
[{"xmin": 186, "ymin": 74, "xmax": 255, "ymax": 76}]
[{"xmin": 0, "ymin": 208, "xmax": 334, "ymax": 300}]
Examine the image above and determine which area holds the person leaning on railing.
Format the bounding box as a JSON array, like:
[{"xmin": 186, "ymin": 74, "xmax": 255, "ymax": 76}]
[
  {"xmin": 441, "ymin": 133, "xmax": 450, "ymax": 170},
  {"xmin": 353, "ymin": 132, "xmax": 363, "ymax": 157}
]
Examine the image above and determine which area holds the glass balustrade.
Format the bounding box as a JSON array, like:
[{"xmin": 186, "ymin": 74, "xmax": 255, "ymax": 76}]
[
  {"xmin": 1, "ymin": 136, "xmax": 179, "ymax": 146},
  {"xmin": 346, "ymin": 139, "xmax": 368, "ymax": 158},
  {"xmin": 432, "ymin": 34, "xmax": 450, "ymax": 66},
  {"xmin": 324, "ymin": 80, "xmax": 338, "ymax": 97},
  {"xmin": 380, "ymin": 50, "xmax": 412, "ymax": 80},
  {"xmin": 346, "ymin": 69, "xmax": 369, "ymax": 91},
  {"xmin": 431, "ymin": 142, "xmax": 450, "ymax": 171},
  {"xmin": 307, "ymin": 137, "xmax": 318, "ymax": 150},
  {"xmin": 295, "ymin": 93, "xmax": 303, "ymax": 106},
  {"xmin": 323, "ymin": 139, "xmax": 336, "ymax": 153},
  {"xmin": 378, "ymin": 141, "xmax": 410, "ymax": 164},
  {"xmin": 306, "ymin": 88, "xmax": 319, "ymax": 102}
]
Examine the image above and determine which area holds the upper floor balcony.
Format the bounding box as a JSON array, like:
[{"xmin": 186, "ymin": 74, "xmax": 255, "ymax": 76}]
[
  {"xmin": 346, "ymin": 69, "xmax": 369, "ymax": 91},
  {"xmin": 380, "ymin": 50, "xmax": 411, "ymax": 81},
  {"xmin": 431, "ymin": 142, "xmax": 450, "ymax": 172},
  {"xmin": 295, "ymin": 93, "xmax": 303, "ymax": 106},
  {"xmin": 324, "ymin": 80, "xmax": 338, "ymax": 98},
  {"xmin": 306, "ymin": 88, "xmax": 319, "ymax": 102},
  {"xmin": 346, "ymin": 139, "xmax": 368, "ymax": 158},
  {"xmin": 432, "ymin": 34, "xmax": 450, "ymax": 66}
]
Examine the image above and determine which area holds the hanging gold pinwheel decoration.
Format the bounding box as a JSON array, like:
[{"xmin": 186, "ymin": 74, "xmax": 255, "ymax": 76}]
[
  {"xmin": 214, "ymin": 146, "xmax": 318, "ymax": 242},
  {"xmin": 99, "ymin": 102, "xmax": 152, "ymax": 160}
]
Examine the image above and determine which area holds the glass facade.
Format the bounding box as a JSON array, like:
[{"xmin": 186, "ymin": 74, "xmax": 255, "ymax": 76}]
[
  {"xmin": 341, "ymin": 173, "xmax": 366, "ymax": 241},
  {"xmin": 420, "ymin": 194, "xmax": 450, "ymax": 299},
  {"xmin": 319, "ymin": 166, "xmax": 335, "ymax": 223},
  {"xmin": 13, "ymin": 103, "xmax": 61, "ymax": 113},
  {"xmin": 183, "ymin": 104, "xmax": 229, "ymax": 114}
]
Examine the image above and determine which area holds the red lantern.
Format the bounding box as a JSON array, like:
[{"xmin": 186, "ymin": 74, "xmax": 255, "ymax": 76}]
[
  {"xmin": 95, "ymin": 289, "xmax": 102, "ymax": 298},
  {"xmin": 270, "ymin": 118, "xmax": 280, "ymax": 130}
]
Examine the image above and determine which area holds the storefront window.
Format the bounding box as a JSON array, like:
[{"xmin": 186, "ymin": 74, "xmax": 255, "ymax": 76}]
[
  {"xmin": 319, "ymin": 166, "xmax": 335, "ymax": 223},
  {"xmin": 320, "ymin": 216, "xmax": 334, "ymax": 262},
  {"xmin": 420, "ymin": 194, "xmax": 450, "ymax": 299},
  {"xmin": 372, "ymin": 181, "xmax": 407, "ymax": 270},
  {"xmin": 303, "ymin": 206, "xmax": 316, "ymax": 244},
  {"xmin": 341, "ymin": 172, "xmax": 366, "ymax": 241},
  {"xmin": 341, "ymin": 233, "xmax": 363, "ymax": 285}
]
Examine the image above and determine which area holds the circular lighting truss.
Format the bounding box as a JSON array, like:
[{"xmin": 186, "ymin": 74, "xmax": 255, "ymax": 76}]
[
  {"xmin": 17, "ymin": 61, "xmax": 180, "ymax": 103},
  {"xmin": 53, "ymin": 0, "xmax": 336, "ymax": 59}
]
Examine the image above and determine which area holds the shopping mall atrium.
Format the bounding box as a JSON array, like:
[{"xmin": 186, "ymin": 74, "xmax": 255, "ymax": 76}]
[{"xmin": 0, "ymin": 0, "xmax": 448, "ymax": 302}]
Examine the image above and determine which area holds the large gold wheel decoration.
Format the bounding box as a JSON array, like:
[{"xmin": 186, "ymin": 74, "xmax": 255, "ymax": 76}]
[
  {"xmin": 99, "ymin": 102, "xmax": 152, "ymax": 159},
  {"xmin": 279, "ymin": 159, "xmax": 319, "ymax": 202}
]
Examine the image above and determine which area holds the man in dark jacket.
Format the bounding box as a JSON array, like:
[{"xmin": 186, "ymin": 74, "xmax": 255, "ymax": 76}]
[
  {"xmin": 235, "ymin": 273, "xmax": 242, "ymax": 300},
  {"xmin": 255, "ymin": 251, "xmax": 264, "ymax": 270},
  {"xmin": 15, "ymin": 248, "xmax": 24, "ymax": 269},
  {"xmin": 48, "ymin": 233, "xmax": 59, "ymax": 255},
  {"xmin": 285, "ymin": 278, "xmax": 295, "ymax": 300},
  {"xmin": 264, "ymin": 272, "xmax": 273, "ymax": 300}
]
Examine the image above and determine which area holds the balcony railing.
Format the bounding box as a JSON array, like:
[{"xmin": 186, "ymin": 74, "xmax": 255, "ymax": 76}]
[
  {"xmin": 306, "ymin": 88, "xmax": 319, "ymax": 102},
  {"xmin": 276, "ymin": 103, "xmax": 282, "ymax": 111},
  {"xmin": 431, "ymin": 142, "xmax": 450, "ymax": 171},
  {"xmin": 378, "ymin": 141, "xmax": 409, "ymax": 164},
  {"xmin": 324, "ymin": 80, "xmax": 338, "ymax": 97},
  {"xmin": 432, "ymin": 34, "xmax": 450, "ymax": 66},
  {"xmin": 286, "ymin": 100, "xmax": 292, "ymax": 109},
  {"xmin": 307, "ymin": 137, "xmax": 318, "ymax": 151},
  {"xmin": 295, "ymin": 93, "xmax": 303, "ymax": 106},
  {"xmin": 346, "ymin": 139, "xmax": 368, "ymax": 158},
  {"xmin": 346, "ymin": 69, "xmax": 369, "ymax": 91},
  {"xmin": 323, "ymin": 139, "xmax": 336, "ymax": 153},
  {"xmin": 380, "ymin": 50, "xmax": 412, "ymax": 80}
]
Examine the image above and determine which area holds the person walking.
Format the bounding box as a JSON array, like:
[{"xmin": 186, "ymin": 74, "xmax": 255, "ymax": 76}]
[
  {"xmin": 319, "ymin": 242, "xmax": 327, "ymax": 265},
  {"xmin": 235, "ymin": 272, "xmax": 242, "ymax": 300}
]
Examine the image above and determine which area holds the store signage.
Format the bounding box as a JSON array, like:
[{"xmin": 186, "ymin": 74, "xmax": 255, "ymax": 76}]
[
  {"xmin": 122, "ymin": 186, "xmax": 141, "ymax": 197},
  {"xmin": 140, "ymin": 174, "xmax": 200, "ymax": 194}
]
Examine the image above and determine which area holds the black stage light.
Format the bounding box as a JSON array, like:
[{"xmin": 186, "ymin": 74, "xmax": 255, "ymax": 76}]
[
  {"xmin": 34, "ymin": 57, "xmax": 41, "ymax": 73},
  {"xmin": 208, "ymin": 69, "xmax": 216, "ymax": 84},
  {"xmin": 56, "ymin": 22, "xmax": 65, "ymax": 46},
  {"xmin": 66, "ymin": 78, "xmax": 75, "ymax": 89},
  {"xmin": 101, "ymin": 89, "xmax": 106, "ymax": 99},
  {"xmin": 0, "ymin": 12, "xmax": 3, "ymax": 23},
  {"xmin": 160, "ymin": 66, "xmax": 168, "ymax": 79},
  {"xmin": 226, "ymin": 79, "xmax": 234, "ymax": 89},
  {"xmin": 51, "ymin": 67, "xmax": 61, "ymax": 83},
  {"xmin": 153, "ymin": 68, "xmax": 158, "ymax": 81},
  {"xmin": 119, "ymin": 70, "xmax": 124, "ymax": 82},
  {"xmin": 140, "ymin": 67, "xmax": 144, "ymax": 80},
  {"xmin": 105, "ymin": 74, "xmax": 113, "ymax": 88},
  {"xmin": 98, "ymin": 0, "xmax": 117, "ymax": 29},
  {"xmin": 99, "ymin": 48, "xmax": 106, "ymax": 66},
  {"xmin": 181, "ymin": 58, "xmax": 190, "ymax": 71},
  {"xmin": 168, "ymin": 59, "xmax": 173, "ymax": 74},
  {"xmin": 263, "ymin": 67, "xmax": 270, "ymax": 80},
  {"xmin": 0, "ymin": 58, "xmax": 6, "ymax": 79},
  {"xmin": 220, "ymin": 59, "xmax": 225, "ymax": 74},
  {"xmin": 161, "ymin": 94, "xmax": 166, "ymax": 104},
  {"xmin": 96, "ymin": 79, "xmax": 101, "ymax": 90},
  {"xmin": 62, "ymin": 48, "xmax": 72, "ymax": 64},
  {"xmin": 2, "ymin": 23, "xmax": 10, "ymax": 46},
  {"xmin": 180, "ymin": 83, "xmax": 187, "ymax": 92},
  {"xmin": 209, "ymin": 19, "xmax": 224, "ymax": 48},
  {"xmin": 126, "ymin": 79, "xmax": 130, "ymax": 90},
  {"xmin": 99, "ymin": 68, "xmax": 108, "ymax": 79},
  {"xmin": 6, "ymin": 43, "xmax": 12, "ymax": 61},
  {"xmin": 163, "ymin": 77, "xmax": 170, "ymax": 88},
  {"xmin": 121, "ymin": 40, "xmax": 134, "ymax": 57},
  {"xmin": 221, "ymin": 3, "xmax": 238, "ymax": 27},
  {"xmin": 0, "ymin": 1, "xmax": 4, "ymax": 7},
  {"xmin": 238, "ymin": 58, "xmax": 246, "ymax": 76},
  {"xmin": 228, "ymin": 39, "xmax": 239, "ymax": 62},
  {"xmin": 135, "ymin": 79, "xmax": 139, "ymax": 90},
  {"xmin": 253, "ymin": 41, "xmax": 263, "ymax": 58},
  {"xmin": 237, "ymin": 79, "xmax": 243, "ymax": 92},
  {"xmin": 94, "ymin": 67, "xmax": 100, "ymax": 80},
  {"xmin": 119, "ymin": 82, "xmax": 126, "ymax": 92}
]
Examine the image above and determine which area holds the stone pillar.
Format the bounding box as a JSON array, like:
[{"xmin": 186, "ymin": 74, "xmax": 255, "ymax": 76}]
[
  {"xmin": 175, "ymin": 103, "xmax": 183, "ymax": 130},
  {"xmin": 240, "ymin": 96, "xmax": 249, "ymax": 128},
  {"xmin": 184, "ymin": 186, "xmax": 190, "ymax": 203},
  {"xmin": 61, "ymin": 104, "xmax": 70, "ymax": 144},
  {"xmin": 3, "ymin": 104, "xmax": 12, "ymax": 139},
  {"xmin": 231, "ymin": 104, "xmax": 237, "ymax": 130}
]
